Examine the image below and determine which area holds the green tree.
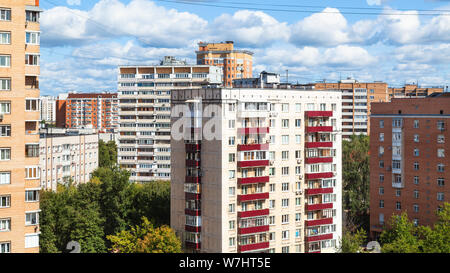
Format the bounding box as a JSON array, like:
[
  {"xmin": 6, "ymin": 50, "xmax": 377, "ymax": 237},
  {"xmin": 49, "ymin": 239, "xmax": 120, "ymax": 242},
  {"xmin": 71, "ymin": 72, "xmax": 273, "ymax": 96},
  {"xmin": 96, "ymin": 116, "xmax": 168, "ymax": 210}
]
[
  {"xmin": 342, "ymin": 134, "xmax": 370, "ymax": 231},
  {"xmin": 98, "ymin": 140, "xmax": 118, "ymax": 168},
  {"xmin": 337, "ymin": 228, "xmax": 367, "ymax": 253},
  {"xmin": 107, "ymin": 217, "xmax": 181, "ymax": 253},
  {"xmin": 380, "ymin": 212, "xmax": 421, "ymax": 253},
  {"xmin": 418, "ymin": 203, "xmax": 450, "ymax": 253}
]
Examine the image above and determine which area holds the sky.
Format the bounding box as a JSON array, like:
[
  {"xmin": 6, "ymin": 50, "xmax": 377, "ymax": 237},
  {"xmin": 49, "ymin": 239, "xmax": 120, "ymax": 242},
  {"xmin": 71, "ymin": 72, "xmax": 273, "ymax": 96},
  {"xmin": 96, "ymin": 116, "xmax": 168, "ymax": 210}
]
[{"xmin": 38, "ymin": 0, "xmax": 450, "ymax": 96}]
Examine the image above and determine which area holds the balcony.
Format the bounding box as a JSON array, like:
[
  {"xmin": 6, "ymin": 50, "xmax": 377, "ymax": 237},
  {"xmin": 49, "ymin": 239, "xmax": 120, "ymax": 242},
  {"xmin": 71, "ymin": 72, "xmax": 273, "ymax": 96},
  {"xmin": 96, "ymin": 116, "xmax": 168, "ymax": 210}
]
[
  {"xmin": 185, "ymin": 226, "xmax": 201, "ymax": 233},
  {"xmin": 186, "ymin": 159, "xmax": 200, "ymax": 167},
  {"xmin": 305, "ymin": 203, "xmax": 333, "ymax": 211},
  {"xmin": 185, "ymin": 176, "xmax": 201, "ymax": 183},
  {"xmin": 305, "ymin": 233, "xmax": 333, "ymax": 242},
  {"xmin": 185, "ymin": 241, "xmax": 201, "ymax": 250},
  {"xmin": 305, "ymin": 188, "xmax": 333, "ymax": 195},
  {"xmin": 238, "ymin": 209, "xmax": 270, "ymax": 218},
  {"xmin": 238, "ymin": 127, "xmax": 269, "ymax": 135},
  {"xmin": 237, "ymin": 160, "xmax": 269, "ymax": 168},
  {"xmin": 238, "ymin": 225, "xmax": 269, "ymax": 235},
  {"xmin": 305, "ymin": 157, "xmax": 333, "ymax": 164},
  {"xmin": 306, "ymin": 126, "xmax": 333, "ymax": 133},
  {"xmin": 238, "ymin": 242, "xmax": 269, "ymax": 253},
  {"xmin": 238, "ymin": 192, "xmax": 269, "ymax": 202},
  {"xmin": 305, "ymin": 142, "xmax": 333, "ymax": 148},
  {"xmin": 185, "ymin": 209, "xmax": 201, "ymax": 216},
  {"xmin": 237, "ymin": 143, "xmax": 269, "ymax": 151},
  {"xmin": 305, "ymin": 172, "xmax": 334, "ymax": 180},
  {"xmin": 238, "ymin": 176, "xmax": 269, "ymax": 185},
  {"xmin": 185, "ymin": 192, "xmax": 201, "ymax": 201},
  {"xmin": 185, "ymin": 143, "xmax": 201, "ymax": 152},
  {"xmin": 306, "ymin": 111, "xmax": 333, "ymax": 118},
  {"xmin": 306, "ymin": 218, "xmax": 333, "ymax": 227}
]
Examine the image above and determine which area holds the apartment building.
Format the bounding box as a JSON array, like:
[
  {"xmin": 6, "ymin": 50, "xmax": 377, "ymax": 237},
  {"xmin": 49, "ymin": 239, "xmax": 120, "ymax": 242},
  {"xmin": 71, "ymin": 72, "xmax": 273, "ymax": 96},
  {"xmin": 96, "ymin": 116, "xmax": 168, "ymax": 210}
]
[
  {"xmin": 369, "ymin": 93, "xmax": 450, "ymax": 239},
  {"xmin": 389, "ymin": 84, "xmax": 444, "ymax": 99},
  {"xmin": 40, "ymin": 128, "xmax": 99, "ymax": 191},
  {"xmin": 117, "ymin": 57, "xmax": 222, "ymax": 183},
  {"xmin": 171, "ymin": 87, "xmax": 342, "ymax": 253},
  {"xmin": 196, "ymin": 41, "xmax": 253, "ymax": 87},
  {"xmin": 0, "ymin": 0, "xmax": 42, "ymax": 253},
  {"xmin": 297, "ymin": 78, "xmax": 389, "ymax": 140},
  {"xmin": 40, "ymin": 95, "xmax": 57, "ymax": 125},
  {"xmin": 56, "ymin": 92, "xmax": 119, "ymax": 132}
]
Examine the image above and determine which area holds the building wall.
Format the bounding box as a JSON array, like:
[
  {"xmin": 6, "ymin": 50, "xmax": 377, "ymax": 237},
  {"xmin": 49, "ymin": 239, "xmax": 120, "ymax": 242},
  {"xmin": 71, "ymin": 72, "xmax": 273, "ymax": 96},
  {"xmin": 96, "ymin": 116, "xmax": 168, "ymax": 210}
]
[
  {"xmin": 0, "ymin": 0, "xmax": 41, "ymax": 253},
  {"xmin": 369, "ymin": 96, "xmax": 450, "ymax": 239},
  {"xmin": 40, "ymin": 96, "xmax": 56, "ymax": 124},
  {"xmin": 389, "ymin": 84, "xmax": 444, "ymax": 98}
]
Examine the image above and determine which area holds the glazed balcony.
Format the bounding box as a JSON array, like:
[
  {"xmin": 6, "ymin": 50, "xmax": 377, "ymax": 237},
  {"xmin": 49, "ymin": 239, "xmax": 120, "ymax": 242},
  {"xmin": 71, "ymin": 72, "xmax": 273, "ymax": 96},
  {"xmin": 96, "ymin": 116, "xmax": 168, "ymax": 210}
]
[
  {"xmin": 305, "ymin": 218, "xmax": 333, "ymax": 227},
  {"xmin": 238, "ymin": 225, "xmax": 269, "ymax": 235},
  {"xmin": 305, "ymin": 187, "xmax": 334, "ymax": 195},
  {"xmin": 237, "ymin": 160, "xmax": 269, "ymax": 168},
  {"xmin": 237, "ymin": 143, "xmax": 269, "ymax": 151},
  {"xmin": 238, "ymin": 192, "xmax": 269, "ymax": 202},
  {"xmin": 238, "ymin": 209, "xmax": 270, "ymax": 218},
  {"xmin": 238, "ymin": 176, "xmax": 270, "ymax": 185},
  {"xmin": 305, "ymin": 203, "xmax": 333, "ymax": 211},
  {"xmin": 305, "ymin": 233, "xmax": 333, "ymax": 242},
  {"xmin": 306, "ymin": 111, "xmax": 333, "ymax": 118},
  {"xmin": 305, "ymin": 172, "xmax": 334, "ymax": 180},
  {"xmin": 238, "ymin": 127, "xmax": 269, "ymax": 135},
  {"xmin": 238, "ymin": 241, "xmax": 270, "ymax": 253}
]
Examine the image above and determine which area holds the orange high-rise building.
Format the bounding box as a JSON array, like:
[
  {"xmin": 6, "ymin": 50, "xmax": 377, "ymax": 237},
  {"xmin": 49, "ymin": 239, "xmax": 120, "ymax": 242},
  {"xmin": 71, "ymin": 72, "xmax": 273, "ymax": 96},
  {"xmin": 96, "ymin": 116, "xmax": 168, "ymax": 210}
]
[
  {"xmin": 196, "ymin": 41, "xmax": 253, "ymax": 87},
  {"xmin": 0, "ymin": 0, "xmax": 42, "ymax": 253}
]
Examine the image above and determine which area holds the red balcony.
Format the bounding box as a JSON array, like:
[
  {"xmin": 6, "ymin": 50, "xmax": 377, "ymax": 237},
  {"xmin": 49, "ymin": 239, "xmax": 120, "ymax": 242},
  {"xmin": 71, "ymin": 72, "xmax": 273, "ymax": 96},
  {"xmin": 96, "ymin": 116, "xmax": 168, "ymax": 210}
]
[
  {"xmin": 185, "ymin": 209, "xmax": 201, "ymax": 216},
  {"xmin": 237, "ymin": 143, "xmax": 269, "ymax": 151},
  {"xmin": 306, "ymin": 233, "xmax": 333, "ymax": 242},
  {"xmin": 185, "ymin": 176, "xmax": 201, "ymax": 183},
  {"xmin": 185, "ymin": 192, "xmax": 201, "ymax": 201},
  {"xmin": 238, "ymin": 192, "xmax": 269, "ymax": 202},
  {"xmin": 305, "ymin": 187, "xmax": 334, "ymax": 195},
  {"xmin": 185, "ymin": 225, "xmax": 201, "ymax": 233},
  {"xmin": 238, "ymin": 242, "xmax": 269, "ymax": 253},
  {"xmin": 238, "ymin": 127, "xmax": 269, "ymax": 135},
  {"xmin": 186, "ymin": 159, "xmax": 200, "ymax": 167},
  {"xmin": 306, "ymin": 218, "xmax": 333, "ymax": 227},
  {"xmin": 306, "ymin": 172, "xmax": 334, "ymax": 180},
  {"xmin": 306, "ymin": 111, "xmax": 333, "ymax": 118},
  {"xmin": 305, "ymin": 203, "xmax": 333, "ymax": 211},
  {"xmin": 238, "ymin": 225, "xmax": 269, "ymax": 235},
  {"xmin": 306, "ymin": 126, "xmax": 333, "ymax": 133},
  {"xmin": 238, "ymin": 209, "xmax": 270, "ymax": 218},
  {"xmin": 238, "ymin": 176, "xmax": 270, "ymax": 185},
  {"xmin": 238, "ymin": 160, "xmax": 269, "ymax": 168},
  {"xmin": 185, "ymin": 144, "xmax": 201, "ymax": 152},
  {"xmin": 305, "ymin": 142, "xmax": 333, "ymax": 148},
  {"xmin": 185, "ymin": 241, "xmax": 201, "ymax": 250},
  {"xmin": 305, "ymin": 157, "xmax": 333, "ymax": 164}
]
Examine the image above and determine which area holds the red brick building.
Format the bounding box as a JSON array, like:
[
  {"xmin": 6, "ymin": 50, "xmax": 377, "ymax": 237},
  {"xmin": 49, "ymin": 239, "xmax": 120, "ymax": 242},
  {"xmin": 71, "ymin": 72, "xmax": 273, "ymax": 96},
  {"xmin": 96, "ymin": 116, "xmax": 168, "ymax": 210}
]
[{"xmin": 369, "ymin": 93, "xmax": 450, "ymax": 239}]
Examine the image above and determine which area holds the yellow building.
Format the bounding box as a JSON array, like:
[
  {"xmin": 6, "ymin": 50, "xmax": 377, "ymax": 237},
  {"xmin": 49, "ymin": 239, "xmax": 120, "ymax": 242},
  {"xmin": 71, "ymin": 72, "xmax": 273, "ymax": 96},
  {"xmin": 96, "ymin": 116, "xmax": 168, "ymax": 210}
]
[
  {"xmin": 0, "ymin": 0, "xmax": 41, "ymax": 253},
  {"xmin": 196, "ymin": 41, "xmax": 253, "ymax": 87}
]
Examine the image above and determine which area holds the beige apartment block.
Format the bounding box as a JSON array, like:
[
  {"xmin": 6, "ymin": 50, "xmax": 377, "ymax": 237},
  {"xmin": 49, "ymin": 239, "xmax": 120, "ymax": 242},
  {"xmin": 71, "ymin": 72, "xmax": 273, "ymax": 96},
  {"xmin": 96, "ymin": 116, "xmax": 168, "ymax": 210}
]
[
  {"xmin": 0, "ymin": 0, "xmax": 41, "ymax": 253},
  {"xmin": 40, "ymin": 129, "xmax": 99, "ymax": 191},
  {"xmin": 117, "ymin": 57, "xmax": 222, "ymax": 183},
  {"xmin": 171, "ymin": 87, "xmax": 343, "ymax": 253}
]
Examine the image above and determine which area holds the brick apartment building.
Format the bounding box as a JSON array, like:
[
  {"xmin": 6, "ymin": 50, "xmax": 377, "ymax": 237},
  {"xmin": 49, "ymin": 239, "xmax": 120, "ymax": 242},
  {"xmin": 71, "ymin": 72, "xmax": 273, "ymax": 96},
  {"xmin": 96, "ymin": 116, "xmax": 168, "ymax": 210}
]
[
  {"xmin": 369, "ymin": 93, "xmax": 450, "ymax": 239},
  {"xmin": 389, "ymin": 84, "xmax": 444, "ymax": 99},
  {"xmin": 0, "ymin": 0, "xmax": 42, "ymax": 253}
]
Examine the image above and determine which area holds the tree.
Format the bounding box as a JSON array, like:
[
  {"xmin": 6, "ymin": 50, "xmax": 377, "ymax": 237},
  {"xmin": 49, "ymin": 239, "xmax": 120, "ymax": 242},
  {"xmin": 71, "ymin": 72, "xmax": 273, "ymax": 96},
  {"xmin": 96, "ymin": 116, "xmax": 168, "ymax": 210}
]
[
  {"xmin": 98, "ymin": 140, "xmax": 118, "ymax": 168},
  {"xmin": 342, "ymin": 134, "xmax": 370, "ymax": 231},
  {"xmin": 379, "ymin": 212, "xmax": 421, "ymax": 253},
  {"xmin": 107, "ymin": 217, "xmax": 181, "ymax": 253},
  {"xmin": 337, "ymin": 228, "xmax": 367, "ymax": 253},
  {"xmin": 417, "ymin": 203, "xmax": 450, "ymax": 253}
]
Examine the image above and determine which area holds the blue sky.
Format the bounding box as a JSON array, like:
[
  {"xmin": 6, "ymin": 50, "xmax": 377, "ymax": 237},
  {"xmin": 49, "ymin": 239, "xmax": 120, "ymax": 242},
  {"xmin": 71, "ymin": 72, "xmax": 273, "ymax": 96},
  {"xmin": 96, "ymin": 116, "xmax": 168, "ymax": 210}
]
[{"xmin": 38, "ymin": 0, "xmax": 450, "ymax": 95}]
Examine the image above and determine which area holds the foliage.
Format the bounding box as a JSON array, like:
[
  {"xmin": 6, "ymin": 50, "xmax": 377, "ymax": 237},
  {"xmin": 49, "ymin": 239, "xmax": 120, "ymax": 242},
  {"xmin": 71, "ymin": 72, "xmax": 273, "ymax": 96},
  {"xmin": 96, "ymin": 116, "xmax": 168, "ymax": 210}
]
[
  {"xmin": 108, "ymin": 217, "xmax": 181, "ymax": 253},
  {"xmin": 342, "ymin": 134, "xmax": 370, "ymax": 231},
  {"xmin": 337, "ymin": 228, "xmax": 367, "ymax": 253},
  {"xmin": 98, "ymin": 140, "xmax": 118, "ymax": 168}
]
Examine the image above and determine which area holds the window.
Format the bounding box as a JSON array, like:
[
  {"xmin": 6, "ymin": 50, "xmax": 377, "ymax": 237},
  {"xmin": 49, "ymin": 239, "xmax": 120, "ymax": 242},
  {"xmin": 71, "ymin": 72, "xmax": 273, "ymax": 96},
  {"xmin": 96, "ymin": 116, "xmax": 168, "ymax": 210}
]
[
  {"xmin": 282, "ymin": 151, "xmax": 289, "ymax": 160},
  {"xmin": 0, "ymin": 148, "xmax": 10, "ymax": 161},
  {"xmin": 282, "ymin": 246, "xmax": 289, "ymax": 253},
  {"xmin": 26, "ymin": 99, "xmax": 39, "ymax": 111},
  {"xmin": 379, "ymin": 120, "xmax": 384, "ymax": 128},
  {"xmin": 228, "ymin": 120, "xmax": 235, "ymax": 129},
  {"xmin": 413, "ymin": 204, "xmax": 419, "ymax": 213},
  {"xmin": 282, "ymin": 167, "xmax": 289, "ymax": 176},
  {"xmin": 414, "ymin": 148, "xmax": 419, "ymax": 157},
  {"xmin": 229, "ymin": 220, "xmax": 235, "ymax": 230},
  {"xmin": 0, "ymin": 8, "xmax": 11, "ymax": 21},
  {"xmin": 282, "ymin": 199, "xmax": 289, "ymax": 208},
  {"xmin": 228, "ymin": 187, "xmax": 235, "ymax": 196},
  {"xmin": 282, "ymin": 104, "xmax": 289, "ymax": 112},
  {"xmin": 295, "ymin": 119, "xmax": 301, "ymax": 128},
  {"xmin": 320, "ymin": 103, "xmax": 326, "ymax": 111},
  {"xmin": 437, "ymin": 135, "xmax": 445, "ymax": 144},
  {"xmin": 228, "ymin": 204, "xmax": 235, "ymax": 213},
  {"xmin": 296, "ymin": 198, "xmax": 301, "ymax": 206},
  {"xmin": 0, "ymin": 102, "xmax": 11, "ymax": 114},
  {"xmin": 269, "ymin": 168, "xmax": 275, "ymax": 176},
  {"xmin": 26, "ymin": 144, "xmax": 39, "ymax": 157},
  {"xmin": 295, "ymin": 213, "xmax": 301, "ymax": 222},
  {"xmin": 413, "ymin": 190, "xmax": 419, "ymax": 199},
  {"xmin": 296, "ymin": 135, "xmax": 301, "ymax": 144},
  {"xmin": 437, "ymin": 120, "xmax": 445, "ymax": 131},
  {"xmin": 228, "ymin": 153, "xmax": 235, "ymax": 163},
  {"xmin": 26, "ymin": 10, "xmax": 40, "ymax": 22},
  {"xmin": 396, "ymin": 202, "xmax": 401, "ymax": 210},
  {"xmin": 437, "ymin": 149, "xmax": 445, "ymax": 158},
  {"xmin": 282, "ymin": 183, "xmax": 289, "ymax": 192},
  {"xmin": 0, "ymin": 242, "xmax": 10, "ymax": 253},
  {"xmin": 414, "ymin": 162, "xmax": 419, "ymax": 170},
  {"xmin": 26, "ymin": 32, "xmax": 40, "ymax": 45},
  {"xmin": 269, "ymin": 119, "xmax": 275, "ymax": 128},
  {"xmin": 282, "ymin": 119, "xmax": 289, "ymax": 128},
  {"xmin": 295, "ymin": 103, "xmax": 301, "ymax": 112},
  {"xmin": 282, "ymin": 230, "xmax": 289, "ymax": 239},
  {"xmin": 396, "ymin": 190, "xmax": 401, "ymax": 197},
  {"xmin": 229, "ymin": 237, "xmax": 235, "ymax": 247},
  {"xmin": 282, "ymin": 135, "xmax": 289, "ymax": 145},
  {"xmin": 437, "ymin": 193, "xmax": 444, "ymax": 201},
  {"xmin": 379, "ymin": 146, "xmax": 384, "ymax": 156},
  {"xmin": 379, "ymin": 200, "xmax": 384, "ymax": 208},
  {"xmin": 437, "ymin": 178, "xmax": 445, "ymax": 187},
  {"xmin": 379, "ymin": 160, "xmax": 384, "ymax": 168},
  {"xmin": 379, "ymin": 133, "xmax": 384, "ymax": 142},
  {"xmin": 393, "ymin": 119, "xmax": 402, "ymax": 128},
  {"xmin": 0, "ymin": 195, "xmax": 11, "ymax": 208},
  {"xmin": 282, "ymin": 215, "xmax": 289, "ymax": 224},
  {"xmin": 0, "ymin": 78, "xmax": 10, "ymax": 91},
  {"xmin": 437, "ymin": 163, "xmax": 445, "ymax": 172},
  {"xmin": 25, "ymin": 54, "xmax": 40, "ymax": 66},
  {"xmin": 0, "ymin": 32, "xmax": 10, "ymax": 44},
  {"xmin": 228, "ymin": 137, "xmax": 235, "ymax": 146},
  {"xmin": 25, "ymin": 190, "xmax": 39, "ymax": 202},
  {"xmin": 379, "ymin": 174, "xmax": 384, "ymax": 183},
  {"xmin": 414, "ymin": 120, "xmax": 419, "ymax": 128},
  {"xmin": 414, "ymin": 134, "xmax": 419, "ymax": 143},
  {"xmin": 0, "ymin": 125, "xmax": 10, "ymax": 137},
  {"xmin": 0, "ymin": 172, "xmax": 10, "ymax": 185},
  {"xmin": 0, "ymin": 55, "xmax": 10, "ymax": 67},
  {"xmin": 228, "ymin": 170, "xmax": 235, "ymax": 179},
  {"xmin": 414, "ymin": 176, "xmax": 419, "ymax": 185},
  {"xmin": 379, "ymin": 187, "xmax": 384, "ymax": 195},
  {"xmin": 0, "ymin": 218, "xmax": 10, "ymax": 232}
]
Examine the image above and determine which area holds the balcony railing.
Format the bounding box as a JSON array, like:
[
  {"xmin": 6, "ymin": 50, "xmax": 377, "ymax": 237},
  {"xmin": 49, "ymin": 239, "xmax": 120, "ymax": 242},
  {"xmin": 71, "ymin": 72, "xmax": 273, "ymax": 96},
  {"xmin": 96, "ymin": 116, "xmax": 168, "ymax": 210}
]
[
  {"xmin": 238, "ymin": 225, "xmax": 269, "ymax": 235},
  {"xmin": 305, "ymin": 233, "xmax": 333, "ymax": 242},
  {"xmin": 238, "ymin": 176, "xmax": 269, "ymax": 185},
  {"xmin": 305, "ymin": 157, "xmax": 333, "ymax": 164},
  {"xmin": 237, "ymin": 143, "xmax": 269, "ymax": 151},
  {"xmin": 305, "ymin": 218, "xmax": 333, "ymax": 227},
  {"xmin": 238, "ymin": 209, "xmax": 270, "ymax": 218},
  {"xmin": 238, "ymin": 192, "xmax": 269, "ymax": 202},
  {"xmin": 305, "ymin": 172, "xmax": 334, "ymax": 180},
  {"xmin": 238, "ymin": 127, "xmax": 269, "ymax": 135},
  {"xmin": 305, "ymin": 142, "xmax": 333, "ymax": 148},
  {"xmin": 185, "ymin": 209, "xmax": 201, "ymax": 216},
  {"xmin": 305, "ymin": 203, "xmax": 333, "ymax": 211},
  {"xmin": 237, "ymin": 160, "xmax": 270, "ymax": 168},
  {"xmin": 185, "ymin": 241, "xmax": 201, "ymax": 250},
  {"xmin": 306, "ymin": 111, "xmax": 333, "ymax": 118},
  {"xmin": 306, "ymin": 126, "xmax": 333, "ymax": 133},
  {"xmin": 305, "ymin": 187, "xmax": 334, "ymax": 195},
  {"xmin": 238, "ymin": 241, "xmax": 269, "ymax": 253}
]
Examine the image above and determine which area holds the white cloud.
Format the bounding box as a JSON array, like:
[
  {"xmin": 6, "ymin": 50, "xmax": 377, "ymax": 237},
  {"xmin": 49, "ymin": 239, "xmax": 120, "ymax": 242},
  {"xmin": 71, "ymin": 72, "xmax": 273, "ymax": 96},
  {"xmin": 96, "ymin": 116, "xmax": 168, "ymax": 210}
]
[
  {"xmin": 67, "ymin": 0, "xmax": 81, "ymax": 5},
  {"xmin": 366, "ymin": 0, "xmax": 390, "ymax": 6}
]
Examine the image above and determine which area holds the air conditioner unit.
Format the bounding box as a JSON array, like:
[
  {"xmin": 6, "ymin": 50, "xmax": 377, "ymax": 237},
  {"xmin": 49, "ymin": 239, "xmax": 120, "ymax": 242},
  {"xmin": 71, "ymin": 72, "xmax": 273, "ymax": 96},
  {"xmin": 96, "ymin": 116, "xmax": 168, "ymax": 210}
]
[
  {"xmin": 296, "ymin": 191, "xmax": 302, "ymax": 196},
  {"xmin": 269, "ymin": 160, "xmax": 274, "ymax": 166},
  {"xmin": 297, "ymin": 159, "xmax": 302, "ymax": 164},
  {"xmin": 299, "ymin": 175, "xmax": 303, "ymax": 179}
]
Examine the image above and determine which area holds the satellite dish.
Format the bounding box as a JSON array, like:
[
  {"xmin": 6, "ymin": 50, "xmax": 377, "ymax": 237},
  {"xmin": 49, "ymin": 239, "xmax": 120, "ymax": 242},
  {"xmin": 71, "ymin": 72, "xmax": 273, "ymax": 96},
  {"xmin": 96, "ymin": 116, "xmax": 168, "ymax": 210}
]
[{"xmin": 366, "ymin": 241, "xmax": 381, "ymax": 253}]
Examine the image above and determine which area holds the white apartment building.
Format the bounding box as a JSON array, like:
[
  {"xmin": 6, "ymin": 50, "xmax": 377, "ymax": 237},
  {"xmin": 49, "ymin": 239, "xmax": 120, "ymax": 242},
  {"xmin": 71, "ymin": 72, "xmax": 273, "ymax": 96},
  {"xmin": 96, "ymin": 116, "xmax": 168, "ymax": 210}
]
[
  {"xmin": 40, "ymin": 95, "xmax": 57, "ymax": 125},
  {"xmin": 39, "ymin": 129, "xmax": 99, "ymax": 191},
  {"xmin": 170, "ymin": 87, "xmax": 343, "ymax": 253},
  {"xmin": 117, "ymin": 57, "xmax": 222, "ymax": 183}
]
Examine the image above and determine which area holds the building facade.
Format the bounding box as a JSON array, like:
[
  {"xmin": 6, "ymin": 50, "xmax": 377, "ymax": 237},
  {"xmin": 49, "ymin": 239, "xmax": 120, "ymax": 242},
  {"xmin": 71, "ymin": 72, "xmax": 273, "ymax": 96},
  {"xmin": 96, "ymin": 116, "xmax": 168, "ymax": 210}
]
[
  {"xmin": 389, "ymin": 84, "xmax": 444, "ymax": 99},
  {"xmin": 117, "ymin": 59, "xmax": 222, "ymax": 183},
  {"xmin": 39, "ymin": 128, "xmax": 99, "ymax": 192},
  {"xmin": 57, "ymin": 92, "xmax": 119, "ymax": 132},
  {"xmin": 40, "ymin": 95, "xmax": 57, "ymax": 125},
  {"xmin": 196, "ymin": 41, "xmax": 253, "ymax": 87},
  {"xmin": 171, "ymin": 87, "xmax": 342, "ymax": 253},
  {"xmin": 369, "ymin": 94, "xmax": 450, "ymax": 239},
  {"xmin": 0, "ymin": 0, "xmax": 42, "ymax": 253}
]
